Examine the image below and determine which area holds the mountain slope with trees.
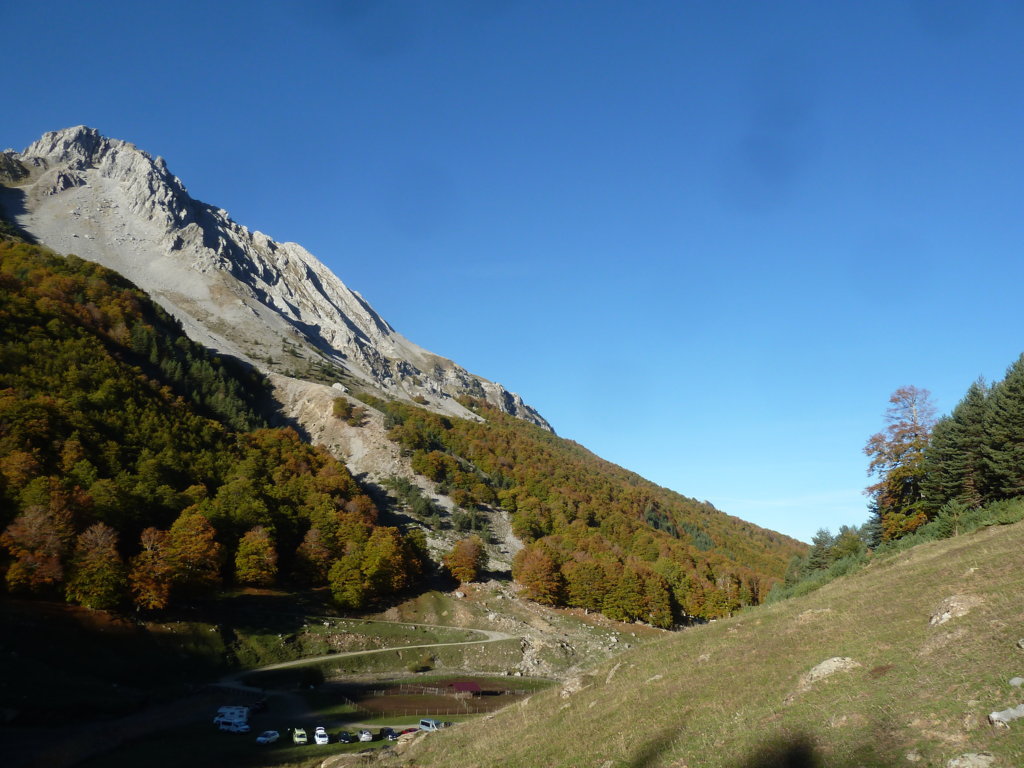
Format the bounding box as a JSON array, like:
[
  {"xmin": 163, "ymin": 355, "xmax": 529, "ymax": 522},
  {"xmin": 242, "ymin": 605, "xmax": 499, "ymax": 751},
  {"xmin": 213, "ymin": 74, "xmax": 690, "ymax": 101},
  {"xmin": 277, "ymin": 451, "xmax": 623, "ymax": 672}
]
[
  {"xmin": 0, "ymin": 236, "xmax": 426, "ymax": 611},
  {"xmin": 356, "ymin": 394, "xmax": 805, "ymax": 624}
]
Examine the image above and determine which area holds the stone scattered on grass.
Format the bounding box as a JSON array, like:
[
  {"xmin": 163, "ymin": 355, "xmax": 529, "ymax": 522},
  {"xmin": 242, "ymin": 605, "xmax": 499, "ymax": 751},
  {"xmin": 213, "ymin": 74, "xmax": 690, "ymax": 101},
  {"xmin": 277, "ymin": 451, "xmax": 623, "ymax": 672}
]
[
  {"xmin": 1009, "ymin": 677, "xmax": 1023, "ymax": 688},
  {"xmin": 929, "ymin": 595, "xmax": 984, "ymax": 626},
  {"xmin": 946, "ymin": 753, "xmax": 995, "ymax": 768},
  {"xmin": 988, "ymin": 703, "xmax": 1024, "ymax": 727},
  {"xmin": 785, "ymin": 657, "xmax": 861, "ymax": 703}
]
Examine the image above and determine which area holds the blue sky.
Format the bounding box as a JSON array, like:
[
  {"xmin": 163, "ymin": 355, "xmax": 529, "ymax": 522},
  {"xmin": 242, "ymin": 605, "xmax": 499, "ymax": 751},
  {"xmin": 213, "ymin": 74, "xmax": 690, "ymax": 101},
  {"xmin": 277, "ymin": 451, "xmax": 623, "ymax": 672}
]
[{"xmin": 6, "ymin": 1, "xmax": 1024, "ymax": 543}]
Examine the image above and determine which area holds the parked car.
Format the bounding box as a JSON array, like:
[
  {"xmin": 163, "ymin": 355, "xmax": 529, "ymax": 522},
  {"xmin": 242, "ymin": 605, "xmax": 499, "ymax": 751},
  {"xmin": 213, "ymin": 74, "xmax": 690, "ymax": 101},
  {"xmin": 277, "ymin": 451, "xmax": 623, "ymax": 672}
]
[
  {"xmin": 292, "ymin": 728, "xmax": 308, "ymax": 745},
  {"xmin": 337, "ymin": 730, "xmax": 356, "ymax": 744},
  {"xmin": 256, "ymin": 730, "xmax": 279, "ymax": 744},
  {"xmin": 380, "ymin": 727, "xmax": 397, "ymax": 741},
  {"xmin": 314, "ymin": 726, "xmax": 329, "ymax": 745},
  {"xmin": 358, "ymin": 729, "xmax": 374, "ymax": 742},
  {"xmin": 251, "ymin": 697, "xmax": 268, "ymax": 713},
  {"xmin": 418, "ymin": 719, "xmax": 451, "ymax": 732},
  {"xmin": 398, "ymin": 727, "xmax": 419, "ymax": 736}
]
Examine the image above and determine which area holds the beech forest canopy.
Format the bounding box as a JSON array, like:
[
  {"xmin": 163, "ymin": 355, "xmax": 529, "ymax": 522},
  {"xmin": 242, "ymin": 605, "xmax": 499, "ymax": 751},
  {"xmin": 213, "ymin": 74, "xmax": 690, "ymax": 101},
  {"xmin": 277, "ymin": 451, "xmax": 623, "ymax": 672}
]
[
  {"xmin": 0, "ymin": 238, "xmax": 425, "ymax": 612},
  {"xmin": 356, "ymin": 393, "xmax": 805, "ymax": 624}
]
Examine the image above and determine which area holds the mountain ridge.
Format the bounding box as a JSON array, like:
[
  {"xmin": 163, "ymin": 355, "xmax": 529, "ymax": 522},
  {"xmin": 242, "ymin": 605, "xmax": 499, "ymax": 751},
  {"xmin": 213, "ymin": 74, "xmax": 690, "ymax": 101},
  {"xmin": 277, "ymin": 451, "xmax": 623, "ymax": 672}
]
[{"xmin": 0, "ymin": 126, "xmax": 550, "ymax": 431}]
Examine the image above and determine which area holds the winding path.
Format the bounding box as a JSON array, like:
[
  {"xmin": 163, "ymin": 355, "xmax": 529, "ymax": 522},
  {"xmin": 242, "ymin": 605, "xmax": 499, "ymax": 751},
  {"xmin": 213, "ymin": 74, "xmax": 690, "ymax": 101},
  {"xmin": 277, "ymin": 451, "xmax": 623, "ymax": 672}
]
[{"xmin": 223, "ymin": 621, "xmax": 516, "ymax": 678}]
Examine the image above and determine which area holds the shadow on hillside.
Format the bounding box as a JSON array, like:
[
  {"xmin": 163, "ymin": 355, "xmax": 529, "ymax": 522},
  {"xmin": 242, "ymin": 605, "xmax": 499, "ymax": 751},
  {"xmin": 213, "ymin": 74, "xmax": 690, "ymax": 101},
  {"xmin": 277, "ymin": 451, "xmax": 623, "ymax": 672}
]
[
  {"xmin": 628, "ymin": 732, "xmax": 824, "ymax": 768},
  {"xmin": 735, "ymin": 734, "xmax": 821, "ymax": 768},
  {"xmin": 628, "ymin": 730, "xmax": 900, "ymax": 768},
  {"xmin": 0, "ymin": 186, "xmax": 40, "ymax": 243}
]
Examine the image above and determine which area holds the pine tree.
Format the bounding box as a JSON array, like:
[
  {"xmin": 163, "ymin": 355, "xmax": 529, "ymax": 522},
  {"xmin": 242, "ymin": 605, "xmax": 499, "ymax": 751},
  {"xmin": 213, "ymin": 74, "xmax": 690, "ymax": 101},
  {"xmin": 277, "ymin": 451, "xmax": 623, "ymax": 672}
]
[
  {"xmin": 983, "ymin": 356, "xmax": 1024, "ymax": 499},
  {"xmin": 806, "ymin": 528, "xmax": 835, "ymax": 570},
  {"xmin": 923, "ymin": 379, "xmax": 990, "ymax": 511}
]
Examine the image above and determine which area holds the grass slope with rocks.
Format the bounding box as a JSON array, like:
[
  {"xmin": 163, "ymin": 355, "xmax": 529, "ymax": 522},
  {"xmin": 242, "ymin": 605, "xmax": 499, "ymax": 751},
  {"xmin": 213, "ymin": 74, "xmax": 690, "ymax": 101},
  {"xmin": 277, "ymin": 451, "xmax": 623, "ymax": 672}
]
[{"xmin": 393, "ymin": 520, "xmax": 1024, "ymax": 768}]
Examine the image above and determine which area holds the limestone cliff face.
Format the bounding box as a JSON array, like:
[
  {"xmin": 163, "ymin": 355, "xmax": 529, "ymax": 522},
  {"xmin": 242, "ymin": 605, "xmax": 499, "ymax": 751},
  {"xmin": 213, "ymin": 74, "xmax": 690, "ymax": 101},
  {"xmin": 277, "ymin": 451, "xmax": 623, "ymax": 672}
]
[{"xmin": 1, "ymin": 126, "xmax": 550, "ymax": 430}]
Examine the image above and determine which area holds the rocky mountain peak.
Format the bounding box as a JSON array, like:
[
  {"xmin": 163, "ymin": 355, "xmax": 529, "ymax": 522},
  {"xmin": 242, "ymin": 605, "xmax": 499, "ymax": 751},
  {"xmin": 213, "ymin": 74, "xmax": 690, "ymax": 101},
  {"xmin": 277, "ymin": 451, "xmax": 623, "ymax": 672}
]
[{"xmin": 1, "ymin": 126, "xmax": 551, "ymax": 431}]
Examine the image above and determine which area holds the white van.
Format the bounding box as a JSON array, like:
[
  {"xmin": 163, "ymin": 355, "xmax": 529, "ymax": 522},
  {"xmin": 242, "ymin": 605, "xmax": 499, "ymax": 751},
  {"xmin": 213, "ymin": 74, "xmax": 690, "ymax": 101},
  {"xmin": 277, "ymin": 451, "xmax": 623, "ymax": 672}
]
[{"xmin": 418, "ymin": 719, "xmax": 451, "ymax": 732}]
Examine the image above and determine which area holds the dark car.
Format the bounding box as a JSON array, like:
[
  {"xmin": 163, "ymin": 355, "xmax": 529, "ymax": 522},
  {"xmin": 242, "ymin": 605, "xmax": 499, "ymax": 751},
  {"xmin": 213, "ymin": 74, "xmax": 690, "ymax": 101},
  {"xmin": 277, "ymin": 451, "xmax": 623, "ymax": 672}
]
[
  {"xmin": 380, "ymin": 727, "xmax": 397, "ymax": 741},
  {"xmin": 337, "ymin": 731, "xmax": 356, "ymax": 744}
]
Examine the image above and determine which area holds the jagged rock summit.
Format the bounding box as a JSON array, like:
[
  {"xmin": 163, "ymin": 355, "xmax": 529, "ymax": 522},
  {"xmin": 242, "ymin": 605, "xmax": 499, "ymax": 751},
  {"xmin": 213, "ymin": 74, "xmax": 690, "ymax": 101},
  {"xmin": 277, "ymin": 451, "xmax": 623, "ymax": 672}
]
[{"xmin": 0, "ymin": 126, "xmax": 550, "ymax": 430}]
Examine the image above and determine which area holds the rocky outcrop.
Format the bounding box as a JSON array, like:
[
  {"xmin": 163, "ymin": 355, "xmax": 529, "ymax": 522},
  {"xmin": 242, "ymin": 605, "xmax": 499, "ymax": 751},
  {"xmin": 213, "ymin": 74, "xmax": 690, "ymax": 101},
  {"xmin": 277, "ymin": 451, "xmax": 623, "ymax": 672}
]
[{"xmin": 0, "ymin": 126, "xmax": 551, "ymax": 431}]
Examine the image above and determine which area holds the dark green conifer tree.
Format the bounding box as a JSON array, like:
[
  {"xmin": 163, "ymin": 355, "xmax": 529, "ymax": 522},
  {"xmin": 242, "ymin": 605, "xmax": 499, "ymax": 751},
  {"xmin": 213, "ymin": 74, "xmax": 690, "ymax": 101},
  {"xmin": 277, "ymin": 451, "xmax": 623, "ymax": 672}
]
[
  {"xmin": 922, "ymin": 379, "xmax": 990, "ymax": 511},
  {"xmin": 982, "ymin": 356, "xmax": 1024, "ymax": 500}
]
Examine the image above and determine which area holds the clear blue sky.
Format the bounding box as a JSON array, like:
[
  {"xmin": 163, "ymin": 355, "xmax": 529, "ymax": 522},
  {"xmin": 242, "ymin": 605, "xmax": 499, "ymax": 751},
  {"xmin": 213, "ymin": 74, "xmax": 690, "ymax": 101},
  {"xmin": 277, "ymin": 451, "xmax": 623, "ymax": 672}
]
[{"xmin": 6, "ymin": 1, "xmax": 1024, "ymax": 543}]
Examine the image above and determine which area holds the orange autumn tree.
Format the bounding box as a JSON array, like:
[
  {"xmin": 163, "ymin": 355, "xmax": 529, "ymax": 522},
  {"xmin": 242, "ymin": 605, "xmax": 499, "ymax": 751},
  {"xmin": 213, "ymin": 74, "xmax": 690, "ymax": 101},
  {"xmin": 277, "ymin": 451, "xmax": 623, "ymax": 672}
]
[
  {"xmin": 864, "ymin": 386, "xmax": 937, "ymax": 541},
  {"xmin": 512, "ymin": 544, "xmax": 562, "ymax": 605},
  {"xmin": 443, "ymin": 535, "xmax": 486, "ymax": 583},
  {"xmin": 128, "ymin": 527, "xmax": 173, "ymax": 610}
]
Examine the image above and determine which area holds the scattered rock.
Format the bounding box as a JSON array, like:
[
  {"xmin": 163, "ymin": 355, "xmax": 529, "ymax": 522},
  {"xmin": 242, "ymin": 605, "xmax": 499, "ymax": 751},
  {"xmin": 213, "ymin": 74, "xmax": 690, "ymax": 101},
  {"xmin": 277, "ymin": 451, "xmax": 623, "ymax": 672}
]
[
  {"xmin": 560, "ymin": 676, "xmax": 590, "ymax": 698},
  {"xmin": 1017, "ymin": 638, "xmax": 1024, "ymax": 651},
  {"xmin": 946, "ymin": 753, "xmax": 995, "ymax": 768},
  {"xmin": 905, "ymin": 750, "xmax": 923, "ymax": 762},
  {"xmin": 801, "ymin": 657, "xmax": 861, "ymax": 687},
  {"xmin": 988, "ymin": 703, "xmax": 1024, "ymax": 727},
  {"xmin": 1009, "ymin": 677, "xmax": 1023, "ymax": 688},
  {"xmin": 929, "ymin": 595, "xmax": 984, "ymax": 626},
  {"xmin": 454, "ymin": 591, "xmax": 465, "ymax": 599},
  {"xmin": 786, "ymin": 657, "xmax": 861, "ymax": 703}
]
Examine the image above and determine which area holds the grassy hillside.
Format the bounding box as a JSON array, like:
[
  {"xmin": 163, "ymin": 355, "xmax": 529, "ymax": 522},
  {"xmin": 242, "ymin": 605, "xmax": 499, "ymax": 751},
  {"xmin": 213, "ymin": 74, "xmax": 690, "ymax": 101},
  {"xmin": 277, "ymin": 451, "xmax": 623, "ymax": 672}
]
[{"xmin": 399, "ymin": 518, "xmax": 1024, "ymax": 768}]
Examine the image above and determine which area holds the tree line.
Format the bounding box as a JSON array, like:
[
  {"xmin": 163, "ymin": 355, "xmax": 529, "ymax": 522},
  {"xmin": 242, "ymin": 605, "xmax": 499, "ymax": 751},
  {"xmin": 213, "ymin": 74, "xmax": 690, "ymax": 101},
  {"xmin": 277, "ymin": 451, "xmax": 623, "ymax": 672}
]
[
  {"xmin": 776, "ymin": 362, "xmax": 1024, "ymax": 599},
  {"xmin": 864, "ymin": 359, "xmax": 1024, "ymax": 542}
]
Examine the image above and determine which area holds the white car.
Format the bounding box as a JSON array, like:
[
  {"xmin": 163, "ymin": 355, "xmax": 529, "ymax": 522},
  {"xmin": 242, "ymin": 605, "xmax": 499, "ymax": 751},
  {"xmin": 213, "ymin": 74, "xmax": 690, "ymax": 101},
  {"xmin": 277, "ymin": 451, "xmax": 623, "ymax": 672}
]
[
  {"xmin": 314, "ymin": 726, "xmax": 329, "ymax": 745},
  {"xmin": 358, "ymin": 729, "xmax": 374, "ymax": 742},
  {"xmin": 292, "ymin": 728, "xmax": 308, "ymax": 745},
  {"xmin": 256, "ymin": 730, "xmax": 279, "ymax": 744}
]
